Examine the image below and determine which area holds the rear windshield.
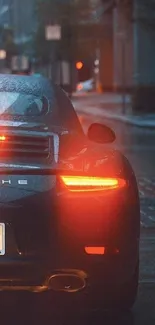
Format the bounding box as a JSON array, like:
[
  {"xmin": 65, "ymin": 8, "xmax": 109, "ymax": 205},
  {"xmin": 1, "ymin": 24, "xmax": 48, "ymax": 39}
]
[{"xmin": 0, "ymin": 92, "xmax": 48, "ymax": 116}]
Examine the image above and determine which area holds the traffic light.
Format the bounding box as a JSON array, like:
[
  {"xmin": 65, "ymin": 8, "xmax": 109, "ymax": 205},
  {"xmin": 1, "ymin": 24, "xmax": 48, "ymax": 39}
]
[
  {"xmin": 76, "ymin": 61, "xmax": 83, "ymax": 70},
  {"xmin": 76, "ymin": 60, "xmax": 92, "ymax": 82}
]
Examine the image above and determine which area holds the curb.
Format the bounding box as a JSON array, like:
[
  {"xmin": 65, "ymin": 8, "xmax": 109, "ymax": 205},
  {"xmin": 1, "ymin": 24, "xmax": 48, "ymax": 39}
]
[
  {"xmin": 102, "ymin": 114, "xmax": 155, "ymax": 129},
  {"xmin": 76, "ymin": 108, "xmax": 155, "ymax": 130}
]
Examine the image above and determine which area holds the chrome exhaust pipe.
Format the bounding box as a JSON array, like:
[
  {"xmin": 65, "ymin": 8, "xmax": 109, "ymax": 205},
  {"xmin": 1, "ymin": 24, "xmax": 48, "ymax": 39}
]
[{"xmin": 48, "ymin": 270, "xmax": 87, "ymax": 293}]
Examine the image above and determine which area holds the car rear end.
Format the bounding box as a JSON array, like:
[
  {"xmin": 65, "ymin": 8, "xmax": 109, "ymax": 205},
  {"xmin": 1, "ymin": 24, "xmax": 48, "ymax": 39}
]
[
  {"xmin": 0, "ymin": 127, "xmax": 140, "ymax": 309},
  {"xmin": 56, "ymin": 167, "xmax": 140, "ymax": 294}
]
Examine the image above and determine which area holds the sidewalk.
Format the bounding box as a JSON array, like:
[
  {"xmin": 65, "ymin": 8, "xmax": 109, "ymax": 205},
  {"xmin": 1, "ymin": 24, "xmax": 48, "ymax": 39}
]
[
  {"xmin": 98, "ymin": 107, "xmax": 155, "ymax": 129},
  {"xmin": 73, "ymin": 93, "xmax": 155, "ymax": 129}
]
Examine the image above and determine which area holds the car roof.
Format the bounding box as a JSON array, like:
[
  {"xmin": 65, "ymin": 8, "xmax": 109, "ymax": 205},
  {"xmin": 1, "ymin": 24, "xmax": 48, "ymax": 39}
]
[{"xmin": 0, "ymin": 74, "xmax": 55, "ymax": 104}]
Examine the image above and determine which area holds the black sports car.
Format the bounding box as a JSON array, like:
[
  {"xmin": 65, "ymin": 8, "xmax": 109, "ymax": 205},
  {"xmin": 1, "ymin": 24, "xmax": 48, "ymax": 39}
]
[{"xmin": 0, "ymin": 74, "xmax": 140, "ymax": 311}]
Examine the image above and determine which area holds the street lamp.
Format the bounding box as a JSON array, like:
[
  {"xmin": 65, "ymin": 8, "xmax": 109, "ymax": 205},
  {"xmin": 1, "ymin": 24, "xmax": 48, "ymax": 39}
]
[
  {"xmin": 0, "ymin": 50, "xmax": 6, "ymax": 60},
  {"xmin": 94, "ymin": 47, "xmax": 102, "ymax": 93},
  {"xmin": 0, "ymin": 50, "xmax": 6, "ymax": 73},
  {"xmin": 113, "ymin": 3, "xmax": 127, "ymax": 114},
  {"xmin": 117, "ymin": 31, "xmax": 127, "ymax": 114}
]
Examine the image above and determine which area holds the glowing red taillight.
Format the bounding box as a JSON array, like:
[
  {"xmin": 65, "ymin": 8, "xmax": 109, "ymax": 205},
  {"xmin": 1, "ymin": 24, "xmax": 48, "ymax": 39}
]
[
  {"xmin": 85, "ymin": 247, "xmax": 105, "ymax": 255},
  {"xmin": 60, "ymin": 176, "xmax": 126, "ymax": 192},
  {"xmin": 84, "ymin": 247, "xmax": 120, "ymax": 255},
  {"xmin": 77, "ymin": 83, "xmax": 83, "ymax": 90}
]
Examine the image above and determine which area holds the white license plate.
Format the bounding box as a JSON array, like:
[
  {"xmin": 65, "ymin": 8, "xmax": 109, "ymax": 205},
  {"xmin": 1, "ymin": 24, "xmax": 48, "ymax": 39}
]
[{"xmin": 0, "ymin": 223, "xmax": 5, "ymax": 255}]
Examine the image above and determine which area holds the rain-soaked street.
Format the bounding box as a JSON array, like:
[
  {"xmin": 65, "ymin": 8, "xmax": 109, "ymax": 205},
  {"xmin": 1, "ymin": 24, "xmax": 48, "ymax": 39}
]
[
  {"xmin": 0, "ymin": 0, "xmax": 154, "ymax": 322},
  {"xmin": 1, "ymin": 93, "xmax": 154, "ymax": 325}
]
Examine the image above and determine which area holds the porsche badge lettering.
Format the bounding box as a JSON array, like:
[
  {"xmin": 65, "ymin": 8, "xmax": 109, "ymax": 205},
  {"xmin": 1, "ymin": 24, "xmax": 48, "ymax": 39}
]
[{"xmin": 1, "ymin": 180, "xmax": 28, "ymax": 185}]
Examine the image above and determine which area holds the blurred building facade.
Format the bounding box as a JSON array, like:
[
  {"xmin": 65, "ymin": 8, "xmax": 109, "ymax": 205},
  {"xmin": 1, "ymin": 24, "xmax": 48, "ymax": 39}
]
[
  {"xmin": 113, "ymin": 0, "xmax": 155, "ymax": 92},
  {"xmin": 12, "ymin": 0, "xmax": 36, "ymax": 46},
  {"xmin": 113, "ymin": 3, "xmax": 134, "ymax": 91},
  {"xmin": 132, "ymin": 0, "xmax": 155, "ymax": 87},
  {"xmin": 1, "ymin": 0, "xmax": 154, "ymax": 100},
  {"xmin": 0, "ymin": 0, "xmax": 12, "ymax": 28},
  {"xmin": 0, "ymin": 0, "xmax": 36, "ymax": 53}
]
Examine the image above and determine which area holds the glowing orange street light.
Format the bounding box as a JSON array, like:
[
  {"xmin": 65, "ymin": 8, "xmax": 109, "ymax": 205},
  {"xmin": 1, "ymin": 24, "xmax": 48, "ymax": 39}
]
[{"xmin": 76, "ymin": 61, "xmax": 83, "ymax": 70}]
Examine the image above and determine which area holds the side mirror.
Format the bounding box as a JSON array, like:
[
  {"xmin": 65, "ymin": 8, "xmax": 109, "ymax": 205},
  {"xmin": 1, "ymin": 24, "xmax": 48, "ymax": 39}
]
[{"xmin": 87, "ymin": 123, "xmax": 116, "ymax": 144}]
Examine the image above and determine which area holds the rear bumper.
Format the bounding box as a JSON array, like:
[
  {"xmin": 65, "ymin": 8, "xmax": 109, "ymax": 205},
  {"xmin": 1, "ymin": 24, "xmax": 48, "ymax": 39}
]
[
  {"xmin": 0, "ymin": 256, "xmax": 49, "ymax": 292},
  {"xmin": 0, "ymin": 257, "xmax": 88, "ymax": 293},
  {"xmin": 0, "ymin": 220, "xmax": 139, "ymax": 293},
  {"xmin": 54, "ymin": 186, "xmax": 140, "ymax": 287},
  {"xmin": 0, "ymin": 176, "xmax": 140, "ymax": 292}
]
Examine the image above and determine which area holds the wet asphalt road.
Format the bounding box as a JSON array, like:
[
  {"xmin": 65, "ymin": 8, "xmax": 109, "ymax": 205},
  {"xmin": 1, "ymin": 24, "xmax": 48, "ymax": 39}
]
[{"xmin": 1, "ymin": 95, "xmax": 155, "ymax": 325}]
